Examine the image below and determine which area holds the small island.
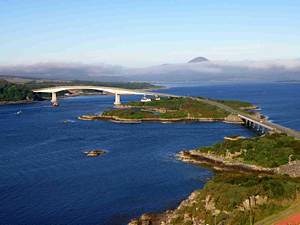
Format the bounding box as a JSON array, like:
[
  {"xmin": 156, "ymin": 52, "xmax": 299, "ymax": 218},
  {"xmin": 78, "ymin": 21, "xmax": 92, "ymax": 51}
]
[{"xmin": 79, "ymin": 96, "xmax": 258, "ymax": 124}]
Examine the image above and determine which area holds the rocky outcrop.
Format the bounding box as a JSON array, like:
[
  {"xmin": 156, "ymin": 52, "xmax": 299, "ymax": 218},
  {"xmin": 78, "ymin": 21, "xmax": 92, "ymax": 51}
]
[
  {"xmin": 84, "ymin": 150, "xmax": 107, "ymax": 157},
  {"xmin": 128, "ymin": 191, "xmax": 201, "ymax": 225},
  {"xmin": 177, "ymin": 150, "xmax": 275, "ymax": 174},
  {"xmin": 79, "ymin": 113, "xmax": 244, "ymax": 124},
  {"xmin": 277, "ymin": 160, "xmax": 300, "ymax": 177},
  {"xmin": 224, "ymin": 114, "xmax": 244, "ymax": 123}
]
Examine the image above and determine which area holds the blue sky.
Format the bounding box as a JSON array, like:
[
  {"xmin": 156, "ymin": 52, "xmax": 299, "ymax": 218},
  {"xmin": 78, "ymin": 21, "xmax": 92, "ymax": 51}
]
[{"xmin": 1, "ymin": 0, "xmax": 300, "ymax": 66}]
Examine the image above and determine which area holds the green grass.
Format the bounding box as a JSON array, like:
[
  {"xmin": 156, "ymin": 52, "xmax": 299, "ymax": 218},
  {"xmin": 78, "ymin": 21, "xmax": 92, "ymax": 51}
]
[
  {"xmin": 105, "ymin": 97, "xmax": 231, "ymax": 120},
  {"xmin": 102, "ymin": 108, "xmax": 159, "ymax": 119},
  {"xmin": 170, "ymin": 173, "xmax": 300, "ymax": 225},
  {"xmin": 215, "ymin": 99, "xmax": 255, "ymax": 110},
  {"xmin": 199, "ymin": 134, "xmax": 300, "ymax": 168}
]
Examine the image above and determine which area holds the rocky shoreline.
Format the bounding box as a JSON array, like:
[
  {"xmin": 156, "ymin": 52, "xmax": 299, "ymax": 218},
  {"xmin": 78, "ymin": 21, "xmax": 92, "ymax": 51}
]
[
  {"xmin": 127, "ymin": 151, "xmax": 272, "ymax": 225},
  {"xmin": 128, "ymin": 149, "xmax": 300, "ymax": 225},
  {"xmin": 78, "ymin": 113, "xmax": 244, "ymax": 124},
  {"xmin": 177, "ymin": 150, "xmax": 275, "ymax": 174},
  {"xmin": 128, "ymin": 191, "xmax": 201, "ymax": 225}
]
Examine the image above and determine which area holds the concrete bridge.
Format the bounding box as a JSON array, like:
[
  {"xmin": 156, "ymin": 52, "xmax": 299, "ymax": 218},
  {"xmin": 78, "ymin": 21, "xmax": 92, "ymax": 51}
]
[
  {"xmin": 192, "ymin": 97, "xmax": 300, "ymax": 139},
  {"xmin": 32, "ymin": 85, "xmax": 161, "ymax": 106},
  {"xmin": 237, "ymin": 114, "xmax": 300, "ymax": 139}
]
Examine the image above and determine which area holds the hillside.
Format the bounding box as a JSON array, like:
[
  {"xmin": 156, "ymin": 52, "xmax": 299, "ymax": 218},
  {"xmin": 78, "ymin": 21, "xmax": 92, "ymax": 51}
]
[{"xmin": 188, "ymin": 56, "xmax": 209, "ymax": 63}]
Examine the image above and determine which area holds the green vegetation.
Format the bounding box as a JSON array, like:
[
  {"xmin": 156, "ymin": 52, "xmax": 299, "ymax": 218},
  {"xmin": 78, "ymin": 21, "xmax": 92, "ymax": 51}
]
[
  {"xmin": 103, "ymin": 108, "xmax": 162, "ymax": 119},
  {"xmin": 103, "ymin": 97, "xmax": 230, "ymax": 120},
  {"xmin": 215, "ymin": 99, "xmax": 255, "ymax": 110},
  {"xmin": 0, "ymin": 79, "xmax": 36, "ymax": 101},
  {"xmin": 170, "ymin": 173, "xmax": 300, "ymax": 225},
  {"xmin": 24, "ymin": 79, "xmax": 159, "ymax": 90},
  {"xmin": 199, "ymin": 134, "xmax": 300, "ymax": 168},
  {"xmin": 0, "ymin": 77, "xmax": 158, "ymax": 102}
]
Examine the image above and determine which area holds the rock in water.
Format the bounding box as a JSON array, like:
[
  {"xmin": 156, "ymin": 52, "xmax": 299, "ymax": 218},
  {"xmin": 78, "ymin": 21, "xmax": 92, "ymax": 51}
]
[{"xmin": 84, "ymin": 150, "xmax": 106, "ymax": 157}]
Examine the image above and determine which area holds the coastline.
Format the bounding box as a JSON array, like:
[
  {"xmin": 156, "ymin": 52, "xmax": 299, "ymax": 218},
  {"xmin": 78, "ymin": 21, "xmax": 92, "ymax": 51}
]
[
  {"xmin": 128, "ymin": 144, "xmax": 300, "ymax": 225},
  {"xmin": 0, "ymin": 100, "xmax": 35, "ymax": 105},
  {"xmin": 78, "ymin": 114, "xmax": 244, "ymax": 124},
  {"xmin": 177, "ymin": 150, "xmax": 275, "ymax": 174}
]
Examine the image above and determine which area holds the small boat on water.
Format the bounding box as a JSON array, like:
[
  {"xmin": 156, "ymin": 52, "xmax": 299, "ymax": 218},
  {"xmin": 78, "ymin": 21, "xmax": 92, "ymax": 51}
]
[
  {"xmin": 161, "ymin": 121, "xmax": 172, "ymax": 124},
  {"xmin": 140, "ymin": 95, "xmax": 152, "ymax": 102},
  {"xmin": 16, "ymin": 110, "xmax": 22, "ymax": 115},
  {"xmin": 63, "ymin": 119, "xmax": 75, "ymax": 123}
]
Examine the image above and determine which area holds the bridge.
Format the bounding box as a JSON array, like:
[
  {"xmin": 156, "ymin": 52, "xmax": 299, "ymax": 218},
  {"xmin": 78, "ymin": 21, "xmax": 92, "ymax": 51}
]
[
  {"xmin": 33, "ymin": 85, "xmax": 300, "ymax": 139},
  {"xmin": 32, "ymin": 85, "xmax": 164, "ymax": 106},
  {"xmin": 191, "ymin": 97, "xmax": 300, "ymax": 139},
  {"xmin": 237, "ymin": 114, "xmax": 300, "ymax": 139}
]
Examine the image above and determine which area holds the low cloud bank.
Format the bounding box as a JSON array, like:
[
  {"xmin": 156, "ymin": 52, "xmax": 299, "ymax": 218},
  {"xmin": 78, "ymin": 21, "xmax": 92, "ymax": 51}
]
[{"xmin": 0, "ymin": 59, "xmax": 300, "ymax": 83}]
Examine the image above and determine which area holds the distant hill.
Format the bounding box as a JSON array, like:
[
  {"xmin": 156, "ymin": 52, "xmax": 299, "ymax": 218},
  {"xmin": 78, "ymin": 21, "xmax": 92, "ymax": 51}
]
[{"xmin": 188, "ymin": 57, "xmax": 209, "ymax": 63}]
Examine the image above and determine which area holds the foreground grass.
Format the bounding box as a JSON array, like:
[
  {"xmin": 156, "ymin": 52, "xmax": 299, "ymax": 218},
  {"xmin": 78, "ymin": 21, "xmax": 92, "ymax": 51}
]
[
  {"xmin": 198, "ymin": 134, "xmax": 300, "ymax": 168},
  {"xmin": 255, "ymin": 198, "xmax": 300, "ymax": 225},
  {"xmin": 169, "ymin": 173, "xmax": 300, "ymax": 225}
]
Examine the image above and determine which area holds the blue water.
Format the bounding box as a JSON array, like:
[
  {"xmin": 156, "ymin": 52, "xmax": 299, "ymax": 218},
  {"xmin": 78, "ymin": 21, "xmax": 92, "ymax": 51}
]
[{"xmin": 0, "ymin": 83, "xmax": 299, "ymax": 225}]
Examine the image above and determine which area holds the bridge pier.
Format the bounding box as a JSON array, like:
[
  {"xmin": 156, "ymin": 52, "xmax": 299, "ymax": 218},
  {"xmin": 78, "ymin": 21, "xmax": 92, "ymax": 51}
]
[
  {"xmin": 51, "ymin": 92, "xmax": 59, "ymax": 106},
  {"xmin": 241, "ymin": 116, "xmax": 271, "ymax": 135},
  {"xmin": 114, "ymin": 93, "xmax": 121, "ymax": 105}
]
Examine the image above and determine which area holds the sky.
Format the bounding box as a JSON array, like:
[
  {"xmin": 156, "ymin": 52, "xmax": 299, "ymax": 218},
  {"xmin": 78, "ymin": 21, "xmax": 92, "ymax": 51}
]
[{"xmin": 1, "ymin": 0, "xmax": 300, "ymax": 67}]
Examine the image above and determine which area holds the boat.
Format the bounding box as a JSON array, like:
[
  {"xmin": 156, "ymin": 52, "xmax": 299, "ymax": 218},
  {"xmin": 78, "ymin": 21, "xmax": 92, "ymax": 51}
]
[
  {"xmin": 52, "ymin": 102, "xmax": 59, "ymax": 107},
  {"xmin": 140, "ymin": 95, "xmax": 152, "ymax": 102},
  {"xmin": 63, "ymin": 119, "xmax": 75, "ymax": 123},
  {"xmin": 16, "ymin": 110, "xmax": 22, "ymax": 115}
]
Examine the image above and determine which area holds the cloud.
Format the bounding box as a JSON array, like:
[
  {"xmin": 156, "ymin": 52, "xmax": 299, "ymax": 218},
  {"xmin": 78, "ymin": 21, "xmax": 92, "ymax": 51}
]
[{"xmin": 0, "ymin": 59, "xmax": 300, "ymax": 83}]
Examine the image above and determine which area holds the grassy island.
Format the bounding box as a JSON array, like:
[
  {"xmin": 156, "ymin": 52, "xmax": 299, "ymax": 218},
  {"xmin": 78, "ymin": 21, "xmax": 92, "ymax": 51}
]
[
  {"xmin": 82, "ymin": 97, "xmax": 256, "ymax": 123},
  {"xmin": 104, "ymin": 97, "xmax": 229, "ymax": 119}
]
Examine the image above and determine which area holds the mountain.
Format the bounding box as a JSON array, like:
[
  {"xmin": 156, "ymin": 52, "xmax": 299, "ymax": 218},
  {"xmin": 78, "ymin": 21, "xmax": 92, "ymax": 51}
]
[{"xmin": 188, "ymin": 57, "xmax": 209, "ymax": 63}]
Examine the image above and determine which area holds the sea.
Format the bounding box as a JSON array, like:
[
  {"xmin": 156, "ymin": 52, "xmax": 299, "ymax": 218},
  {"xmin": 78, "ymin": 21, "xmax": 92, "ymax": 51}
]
[{"xmin": 0, "ymin": 82, "xmax": 299, "ymax": 225}]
